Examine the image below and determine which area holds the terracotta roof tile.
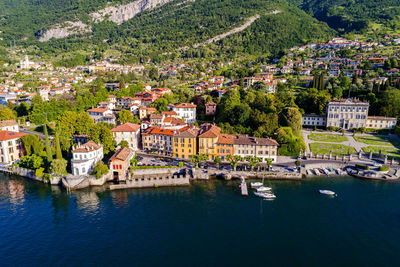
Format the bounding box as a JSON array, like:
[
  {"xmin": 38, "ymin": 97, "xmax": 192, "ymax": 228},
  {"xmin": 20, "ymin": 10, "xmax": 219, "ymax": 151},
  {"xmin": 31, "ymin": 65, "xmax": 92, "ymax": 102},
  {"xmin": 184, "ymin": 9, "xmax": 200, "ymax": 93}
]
[
  {"xmin": 0, "ymin": 131, "xmax": 26, "ymax": 141},
  {"xmin": 109, "ymin": 147, "xmax": 132, "ymax": 162},
  {"xmin": 112, "ymin": 123, "xmax": 140, "ymax": 132}
]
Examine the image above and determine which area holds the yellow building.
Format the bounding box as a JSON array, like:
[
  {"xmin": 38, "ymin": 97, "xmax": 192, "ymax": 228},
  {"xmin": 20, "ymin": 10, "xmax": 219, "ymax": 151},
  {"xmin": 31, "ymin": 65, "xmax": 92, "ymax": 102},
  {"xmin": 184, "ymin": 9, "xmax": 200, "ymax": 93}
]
[
  {"xmin": 198, "ymin": 123, "xmax": 221, "ymax": 160},
  {"xmin": 172, "ymin": 127, "xmax": 198, "ymax": 160}
]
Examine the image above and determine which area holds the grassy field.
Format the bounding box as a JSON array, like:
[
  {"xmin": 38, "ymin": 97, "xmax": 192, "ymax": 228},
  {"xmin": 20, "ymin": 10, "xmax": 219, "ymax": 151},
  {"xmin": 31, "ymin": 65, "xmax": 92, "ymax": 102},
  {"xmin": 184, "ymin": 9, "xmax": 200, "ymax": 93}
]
[
  {"xmin": 308, "ymin": 133, "xmax": 348, "ymax": 143},
  {"xmin": 353, "ymin": 135, "xmax": 399, "ymax": 147},
  {"xmin": 309, "ymin": 143, "xmax": 356, "ymax": 156},
  {"xmin": 361, "ymin": 146, "xmax": 400, "ymax": 158}
]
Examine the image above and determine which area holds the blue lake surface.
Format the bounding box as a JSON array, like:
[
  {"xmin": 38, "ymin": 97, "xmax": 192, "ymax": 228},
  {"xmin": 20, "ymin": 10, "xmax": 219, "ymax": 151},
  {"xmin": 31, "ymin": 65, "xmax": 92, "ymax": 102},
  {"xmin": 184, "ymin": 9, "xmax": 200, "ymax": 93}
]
[{"xmin": 1, "ymin": 173, "xmax": 400, "ymax": 266}]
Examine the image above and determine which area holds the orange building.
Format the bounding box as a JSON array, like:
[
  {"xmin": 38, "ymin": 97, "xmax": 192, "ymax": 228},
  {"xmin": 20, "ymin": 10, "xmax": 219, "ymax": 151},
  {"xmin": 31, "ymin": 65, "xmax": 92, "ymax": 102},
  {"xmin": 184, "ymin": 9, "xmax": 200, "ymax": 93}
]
[{"xmin": 216, "ymin": 133, "xmax": 234, "ymax": 161}]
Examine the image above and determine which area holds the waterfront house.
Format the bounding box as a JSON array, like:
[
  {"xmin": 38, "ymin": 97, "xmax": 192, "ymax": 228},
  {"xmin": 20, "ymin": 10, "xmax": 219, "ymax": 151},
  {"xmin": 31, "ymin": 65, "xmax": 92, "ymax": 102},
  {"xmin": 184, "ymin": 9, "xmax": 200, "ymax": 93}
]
[
  {"xmin": 71, "ymin": 141, "xmax": 104, "ymax": 176},
  {"xmin": 233, "ymin": 135, "xmax": 279, "ymax": 162},
  {"xmin": 111, "ymin": 123, "xmax": 141, "ymax": 151},
  {"xmin": 326, "ymin": 98, "xmax": 369, "ymax": 129},
  {"xmin": 216, "ymin": 133, "xmax": 234, "ymax": 161},
  {"xmin": 172, "ymin": 127, "xmax": 198, "ymax": 160},
  {"xmin": 198, "ymin": 123, "xmax": 221, "ymax": 160},
  {"xmin": 108, "ymin": 147, "xmax": 134, "ymax": 182},
  {"xmin": 0, "ymin": 131, "xmax": 27, "ymax": 164}
]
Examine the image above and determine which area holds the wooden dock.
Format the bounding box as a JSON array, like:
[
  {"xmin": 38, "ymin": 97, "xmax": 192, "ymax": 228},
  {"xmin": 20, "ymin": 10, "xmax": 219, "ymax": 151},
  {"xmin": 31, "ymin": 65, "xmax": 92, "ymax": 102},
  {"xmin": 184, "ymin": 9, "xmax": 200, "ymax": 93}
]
[{"xmin": 240, "ymin": 177, "xmax": 248, "ymax": 196}]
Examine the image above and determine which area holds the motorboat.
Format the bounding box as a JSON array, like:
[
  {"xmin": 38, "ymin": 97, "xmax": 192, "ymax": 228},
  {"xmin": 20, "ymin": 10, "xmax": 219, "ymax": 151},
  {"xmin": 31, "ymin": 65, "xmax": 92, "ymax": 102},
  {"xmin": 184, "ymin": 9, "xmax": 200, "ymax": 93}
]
[
  {"xmin": 319, "ymin": 190, "xmax": 336, "ymax": 196},
  {"xmin": 254, "ymin": 192, "xmax": 276, "ymax": 199},
  {"xmin": 250, "ymin": 182, "xmax": 263, "ymax": 188},
  {"xmin": 307, "ymin": 169, "xmax": 314, "ymax": 175},
  {"xmin": 313, "ymin": 169, "xmax": 320, "ymax": 176},
  {"xmin": 323, "ymin": 168, "xmax": 330, "ymax": 175},
  {"xmin": 256, "ymin": 186, "xmax": 272, "ymax": 192}
]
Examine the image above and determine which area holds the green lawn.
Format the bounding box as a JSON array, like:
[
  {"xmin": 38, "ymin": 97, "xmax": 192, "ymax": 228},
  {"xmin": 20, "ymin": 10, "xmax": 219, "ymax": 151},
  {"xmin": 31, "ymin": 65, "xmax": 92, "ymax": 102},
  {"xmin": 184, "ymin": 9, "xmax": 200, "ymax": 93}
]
[
  {"xmin": 309, "ymin": 143, "xmax": 356, "ymax": 156},
  {"xmin": 361, "ymin": 146, "xmax": 400, "ymax": 158},
  {"xmin": 308, "ymin": 133, "xmax": 348, "ymax": 143},
  {"xmin": 354, "ymin": 135, "xmax": 399, "ymax": 147}
]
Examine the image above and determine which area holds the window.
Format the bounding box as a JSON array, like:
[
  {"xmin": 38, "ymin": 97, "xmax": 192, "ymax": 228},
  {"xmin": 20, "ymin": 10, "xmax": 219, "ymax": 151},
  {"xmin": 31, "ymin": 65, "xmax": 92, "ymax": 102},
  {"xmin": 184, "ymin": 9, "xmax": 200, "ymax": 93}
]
[{"xmin": 82, "ymin": 167, "xmax": 86, "ymax": 173}]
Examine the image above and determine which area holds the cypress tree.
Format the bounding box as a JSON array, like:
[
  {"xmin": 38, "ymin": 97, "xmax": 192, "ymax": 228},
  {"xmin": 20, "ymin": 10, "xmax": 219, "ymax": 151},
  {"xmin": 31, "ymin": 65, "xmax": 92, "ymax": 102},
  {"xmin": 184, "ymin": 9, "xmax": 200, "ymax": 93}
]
[
  {"xmin": 44, "ymin": 124, "xmax": 52, "ymax": 162},
  {"xmin": 319, "ymin": 73, "xmax": 325, "ymax": 90},
  {"xmin": 55, "ymin": 132, "xmax": 62, "ymax": 160}
]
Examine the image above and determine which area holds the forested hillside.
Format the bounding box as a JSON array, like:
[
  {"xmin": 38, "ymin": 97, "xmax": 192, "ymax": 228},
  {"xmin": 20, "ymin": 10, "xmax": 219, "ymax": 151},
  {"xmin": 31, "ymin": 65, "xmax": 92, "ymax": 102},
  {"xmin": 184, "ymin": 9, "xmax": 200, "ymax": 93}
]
[
  {"xmin": 291, "ymin": 0, "xmax": 400, "ymax": 33},
  {"xmin": 0, "ymin": 0, "xmax": 333, "ymax": 62}
]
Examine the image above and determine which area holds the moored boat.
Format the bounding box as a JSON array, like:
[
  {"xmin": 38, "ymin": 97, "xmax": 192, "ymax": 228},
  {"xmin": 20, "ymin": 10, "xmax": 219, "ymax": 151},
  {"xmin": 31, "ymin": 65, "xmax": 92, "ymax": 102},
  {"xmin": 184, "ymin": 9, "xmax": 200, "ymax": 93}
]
[
  {"xmin": 250, "ymin": 182, "xmax": 263, "ymax": 188},
  {"xmin": 319, "ymin": 189, "xmax": 336, "ymax": 196},
  {"xmin": 254, "ymin": 192, "xmax": 276, "ymax": 199},
  {"xmin": 256, "ymin": 186, "xmax": 272, "ymax": 192}
]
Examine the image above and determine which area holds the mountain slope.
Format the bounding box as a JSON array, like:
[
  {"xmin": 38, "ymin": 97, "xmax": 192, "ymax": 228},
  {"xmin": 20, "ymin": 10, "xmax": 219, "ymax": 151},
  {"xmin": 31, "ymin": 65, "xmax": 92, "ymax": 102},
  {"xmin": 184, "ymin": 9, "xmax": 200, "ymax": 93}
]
[
  {"xmin": 0, "ymin": 0, "xmax": 334, "ymax": 61},
  {"xmin": 290, "ymin": 0, "xmax": 400, "ymax": 32}
]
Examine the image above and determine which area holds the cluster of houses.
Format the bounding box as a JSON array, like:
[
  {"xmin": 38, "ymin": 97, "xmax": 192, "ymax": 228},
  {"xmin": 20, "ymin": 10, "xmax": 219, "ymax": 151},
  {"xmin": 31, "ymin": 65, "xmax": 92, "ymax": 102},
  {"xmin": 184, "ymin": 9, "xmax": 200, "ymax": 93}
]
[{"xmin": 141, "ymin": 123, "xmax": 278, "ymax": 162}]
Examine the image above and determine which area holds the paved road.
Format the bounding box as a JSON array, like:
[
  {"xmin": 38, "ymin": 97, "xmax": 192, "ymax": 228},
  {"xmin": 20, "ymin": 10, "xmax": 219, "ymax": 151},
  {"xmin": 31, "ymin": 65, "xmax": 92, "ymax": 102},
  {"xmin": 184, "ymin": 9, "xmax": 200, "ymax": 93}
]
[{"xmin": 20, "ymin": 128, "xmax": 47, "ymax": 140}]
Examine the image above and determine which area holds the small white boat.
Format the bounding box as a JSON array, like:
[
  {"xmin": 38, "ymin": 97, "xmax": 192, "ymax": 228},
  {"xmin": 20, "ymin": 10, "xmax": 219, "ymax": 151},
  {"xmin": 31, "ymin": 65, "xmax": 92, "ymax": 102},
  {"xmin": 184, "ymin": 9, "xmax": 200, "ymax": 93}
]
[
  {"xmin": 250, "ymin": 182, "xmax": 263, "ymax": 188},
  {"xmin": 313, "ymin": 169, "xmax": 320, "ymax": 176},
  {"xmin": 323, "ymin": 168, "xmax": 329, "ymax": 175},
  {"xmin": 319, "ymin": 190, "xmax": 336, "ymax": 196},
  {"xmin": 254, "ymin": 192, "xmax": 276, "ymax": 199},
  {"xmin": 256, "ymin": 186, "xmax": 272, "ymax": 192},
  {"xmin": 307, "ymin": 169, "xmax": 313, "ymax": 175}
]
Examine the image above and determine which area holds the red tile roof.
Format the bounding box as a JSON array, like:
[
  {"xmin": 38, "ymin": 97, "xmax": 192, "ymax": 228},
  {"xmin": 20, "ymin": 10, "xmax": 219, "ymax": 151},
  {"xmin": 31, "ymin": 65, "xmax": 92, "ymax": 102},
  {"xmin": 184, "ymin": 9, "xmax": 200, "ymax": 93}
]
[
  {"xmin": 112, "ymin": 123, "xmax": 141, "ymax": 132},
  {"xmin": 172, "ymin": 103, "xmax": 197, "ymax": 108},
  {"xmin": 71, "ymin": 140, "xmax": 102, "ymax": 153},
  {"xmin": 109, "ymin": 147, "xmax": 132, "ymax": 162},
  {"xmin": 87, "ymin": 108, "xmax": 108, "ymax": 113},
  {"xmin": 0, "ymin": 131, "xmax": 26, "ymax": 141}
]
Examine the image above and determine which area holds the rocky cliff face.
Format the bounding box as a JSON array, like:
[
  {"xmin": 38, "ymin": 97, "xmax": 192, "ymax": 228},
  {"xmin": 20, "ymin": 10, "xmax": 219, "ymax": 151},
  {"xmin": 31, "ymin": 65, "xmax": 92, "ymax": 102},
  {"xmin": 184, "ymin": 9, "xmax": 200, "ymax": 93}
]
[
  {"xmin": 91, "ymin": 0, "xmax": 174, "ymax": 25},
  {"xmin": 38, "ymin": 21, "xmax": 91, "ymax": 42},
  {"xmin": 38, "ymin": 0, "xmax": 174, "ymax": 41}
]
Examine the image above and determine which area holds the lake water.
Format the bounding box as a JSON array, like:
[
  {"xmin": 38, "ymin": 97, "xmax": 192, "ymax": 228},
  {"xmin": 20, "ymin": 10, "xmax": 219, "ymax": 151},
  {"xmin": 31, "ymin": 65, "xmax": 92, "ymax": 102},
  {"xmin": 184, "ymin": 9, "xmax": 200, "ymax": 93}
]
[{"xmin": 1, "ymin": 173, "xmax": 400, "ymax": 266}]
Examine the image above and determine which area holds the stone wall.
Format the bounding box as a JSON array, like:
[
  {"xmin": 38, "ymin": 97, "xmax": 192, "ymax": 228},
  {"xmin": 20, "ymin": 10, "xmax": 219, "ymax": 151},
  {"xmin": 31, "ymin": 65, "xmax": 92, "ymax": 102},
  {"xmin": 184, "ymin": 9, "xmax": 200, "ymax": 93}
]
[{"xmin": 110, "ymin": 173, "xmax": 190, "ymax": 190}]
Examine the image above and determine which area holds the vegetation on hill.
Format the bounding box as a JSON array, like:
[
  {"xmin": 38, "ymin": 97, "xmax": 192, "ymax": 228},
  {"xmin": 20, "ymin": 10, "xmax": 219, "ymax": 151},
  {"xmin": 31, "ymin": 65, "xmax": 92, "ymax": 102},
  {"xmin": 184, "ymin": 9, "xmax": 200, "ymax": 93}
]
[
  {"xmin": 291, "ymin": 0, "xmax": 400, "ymax": 33},
  {"xmin": 0, "ymin": 0, "xmax": 333, "ymax": 63}
]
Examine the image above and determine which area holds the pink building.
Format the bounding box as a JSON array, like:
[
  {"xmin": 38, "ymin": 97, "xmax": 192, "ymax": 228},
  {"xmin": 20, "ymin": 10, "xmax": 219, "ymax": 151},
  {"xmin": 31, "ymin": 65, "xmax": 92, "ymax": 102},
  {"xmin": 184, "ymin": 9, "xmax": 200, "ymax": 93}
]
[{"xmin": 205, "ymin": 102, "xmax": 217, "ymax": 115}]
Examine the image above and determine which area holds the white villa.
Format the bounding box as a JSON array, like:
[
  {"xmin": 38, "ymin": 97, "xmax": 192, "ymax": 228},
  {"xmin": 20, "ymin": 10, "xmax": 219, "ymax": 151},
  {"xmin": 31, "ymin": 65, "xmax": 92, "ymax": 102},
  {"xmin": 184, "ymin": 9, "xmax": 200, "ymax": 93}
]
[
  {"xmin": 71, "ymin": 141, "xmax": 103, "ymax": 176},
  {"xmin": 170, "ymin": 103, "xmax": 197, "ymax": 123}
]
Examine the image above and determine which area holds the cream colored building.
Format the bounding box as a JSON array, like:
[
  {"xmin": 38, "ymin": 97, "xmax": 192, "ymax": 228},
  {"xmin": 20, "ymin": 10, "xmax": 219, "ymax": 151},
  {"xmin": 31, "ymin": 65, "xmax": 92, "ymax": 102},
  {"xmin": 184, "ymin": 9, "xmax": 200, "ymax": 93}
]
[
  {"xmin": 0, "ymin": 131, "xmax": 27, "ymax": 164},
  {"xmin": 0, "ymin": 120, "xmax": 19, "ymax": 132},
  {"xmin": 111, "ymin": 123, "xmax": 141, "ymax": 151},
  {"xmin": 233, "ymin": 135, "xmax": 279, "ymax": 162},
  {"xmin": 326, "ymin": 99, "xmax": 369, "ymax": 129},
  {"xmin": 366, "ymin": 116, "xmax": 397, "ymax": 129}
]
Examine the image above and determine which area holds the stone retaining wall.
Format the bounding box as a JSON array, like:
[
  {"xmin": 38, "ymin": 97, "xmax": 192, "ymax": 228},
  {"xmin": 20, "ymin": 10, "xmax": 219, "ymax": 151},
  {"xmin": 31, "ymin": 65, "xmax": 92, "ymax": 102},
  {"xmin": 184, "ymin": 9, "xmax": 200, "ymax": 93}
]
[{"xmin": 110, "ymin": 174, "xmax": 190, "ymax": 190}]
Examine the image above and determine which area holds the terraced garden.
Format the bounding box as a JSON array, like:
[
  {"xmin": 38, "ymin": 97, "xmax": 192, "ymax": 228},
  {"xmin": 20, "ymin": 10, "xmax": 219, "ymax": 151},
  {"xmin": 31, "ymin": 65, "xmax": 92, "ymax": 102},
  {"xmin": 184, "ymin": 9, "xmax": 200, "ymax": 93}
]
[
  {"xmin": 361, "ymin": 146, "xmax": 400, "ymax": 158},
  {"xmin": 309, "ymin": 143, "xmax": 356, "ymax": 156},
  {"xmin": 353, "ymin": 135, "xmax": 400, "ymax": 147},
  {"xmin": 308, "ymin": 133, "xmax": 348, "ymax": 143}
]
